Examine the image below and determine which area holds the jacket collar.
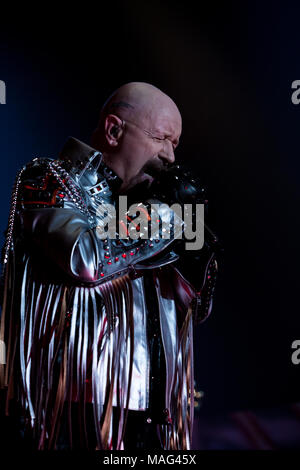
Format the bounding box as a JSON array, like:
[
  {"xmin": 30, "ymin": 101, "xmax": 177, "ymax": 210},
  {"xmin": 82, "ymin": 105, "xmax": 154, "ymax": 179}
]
[{"xmin": 58, "ymin": 136, "xmax": 123, "ymax": 193}]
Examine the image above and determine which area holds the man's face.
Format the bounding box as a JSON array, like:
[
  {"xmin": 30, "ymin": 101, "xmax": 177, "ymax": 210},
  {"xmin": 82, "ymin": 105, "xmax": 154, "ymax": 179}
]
[{"xmin": 120, "ymin": 106, "xmax": 182, "ymax": 189}]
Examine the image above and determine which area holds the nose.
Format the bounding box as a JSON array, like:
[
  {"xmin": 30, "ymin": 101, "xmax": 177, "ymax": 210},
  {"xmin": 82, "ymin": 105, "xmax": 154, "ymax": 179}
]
[{"xmin": 160, "ymin": 141, "xmax": 175, "ymax": 165}]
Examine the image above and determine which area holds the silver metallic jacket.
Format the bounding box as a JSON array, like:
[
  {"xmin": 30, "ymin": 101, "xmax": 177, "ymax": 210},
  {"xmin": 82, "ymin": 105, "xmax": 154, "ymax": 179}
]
[{"xmin": 0, "ymin": 138, "xmax": 218, "ymax": 450}]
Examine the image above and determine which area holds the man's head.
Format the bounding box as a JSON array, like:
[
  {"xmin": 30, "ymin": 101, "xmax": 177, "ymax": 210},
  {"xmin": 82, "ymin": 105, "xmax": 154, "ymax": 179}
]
[{"xmin": 91, "ymin": 82, "xmax": 182, "ymax": 192}]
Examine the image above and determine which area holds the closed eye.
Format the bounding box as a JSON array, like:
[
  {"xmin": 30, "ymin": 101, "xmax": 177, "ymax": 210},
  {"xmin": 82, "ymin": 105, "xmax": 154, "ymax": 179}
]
[{"xmin": 150, "ymin": 133, "xmax": 179, "ymax": 149}]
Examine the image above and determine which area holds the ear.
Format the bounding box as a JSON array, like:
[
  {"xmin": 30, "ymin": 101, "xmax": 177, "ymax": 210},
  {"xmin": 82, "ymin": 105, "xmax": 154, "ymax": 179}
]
[{"xmin": 104, "ymin": 114, "xmax": 124, "ymax": 147}]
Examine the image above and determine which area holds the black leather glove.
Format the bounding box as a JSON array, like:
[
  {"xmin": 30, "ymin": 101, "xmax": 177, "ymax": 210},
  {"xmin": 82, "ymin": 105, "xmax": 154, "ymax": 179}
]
[
  {"xmin": 147, "ymin": 164, "xmax": 223, "ymax": 324},
  {"xmin": 148, "ymin": 164, "xmax": 222, "ymax": 251},
  {"xmin": 148, "ymin": 164, "xmax": 207, "ymax": 205}
]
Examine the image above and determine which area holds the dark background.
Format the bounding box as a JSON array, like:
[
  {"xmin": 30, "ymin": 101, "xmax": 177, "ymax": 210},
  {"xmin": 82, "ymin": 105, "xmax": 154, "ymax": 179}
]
[{"xmin": 0, "ymin": 0, "xmax": 299, "ymax": 448}]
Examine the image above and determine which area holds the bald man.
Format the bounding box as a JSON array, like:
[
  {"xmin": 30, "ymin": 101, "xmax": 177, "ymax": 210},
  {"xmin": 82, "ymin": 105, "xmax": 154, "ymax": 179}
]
[
  {"xmin": 91, "ymin": 82, "xmax": 181, "ymax": 191},
  {"xmin": 0, "ymin": 82, "xmax": 218, "ymax": 451}
]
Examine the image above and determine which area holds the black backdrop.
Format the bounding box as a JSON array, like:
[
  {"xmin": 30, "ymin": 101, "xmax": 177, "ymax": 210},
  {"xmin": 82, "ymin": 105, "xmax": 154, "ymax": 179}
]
[{"xmin": 0, "ymin": 1, "xmax": 299, "ymax": 424}]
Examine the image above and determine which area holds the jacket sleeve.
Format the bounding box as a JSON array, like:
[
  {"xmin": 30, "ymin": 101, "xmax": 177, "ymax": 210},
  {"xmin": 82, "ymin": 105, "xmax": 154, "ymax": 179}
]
[{"xmin": 17, "ymin": 161, "xmax": 184, "ymax": 285}]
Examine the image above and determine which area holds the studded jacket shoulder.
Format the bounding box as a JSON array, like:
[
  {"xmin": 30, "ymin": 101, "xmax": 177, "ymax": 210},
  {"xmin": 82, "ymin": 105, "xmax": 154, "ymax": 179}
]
[{"xmin": 6, "ymin": 154, "xmax": 183, "ymax": 286}]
